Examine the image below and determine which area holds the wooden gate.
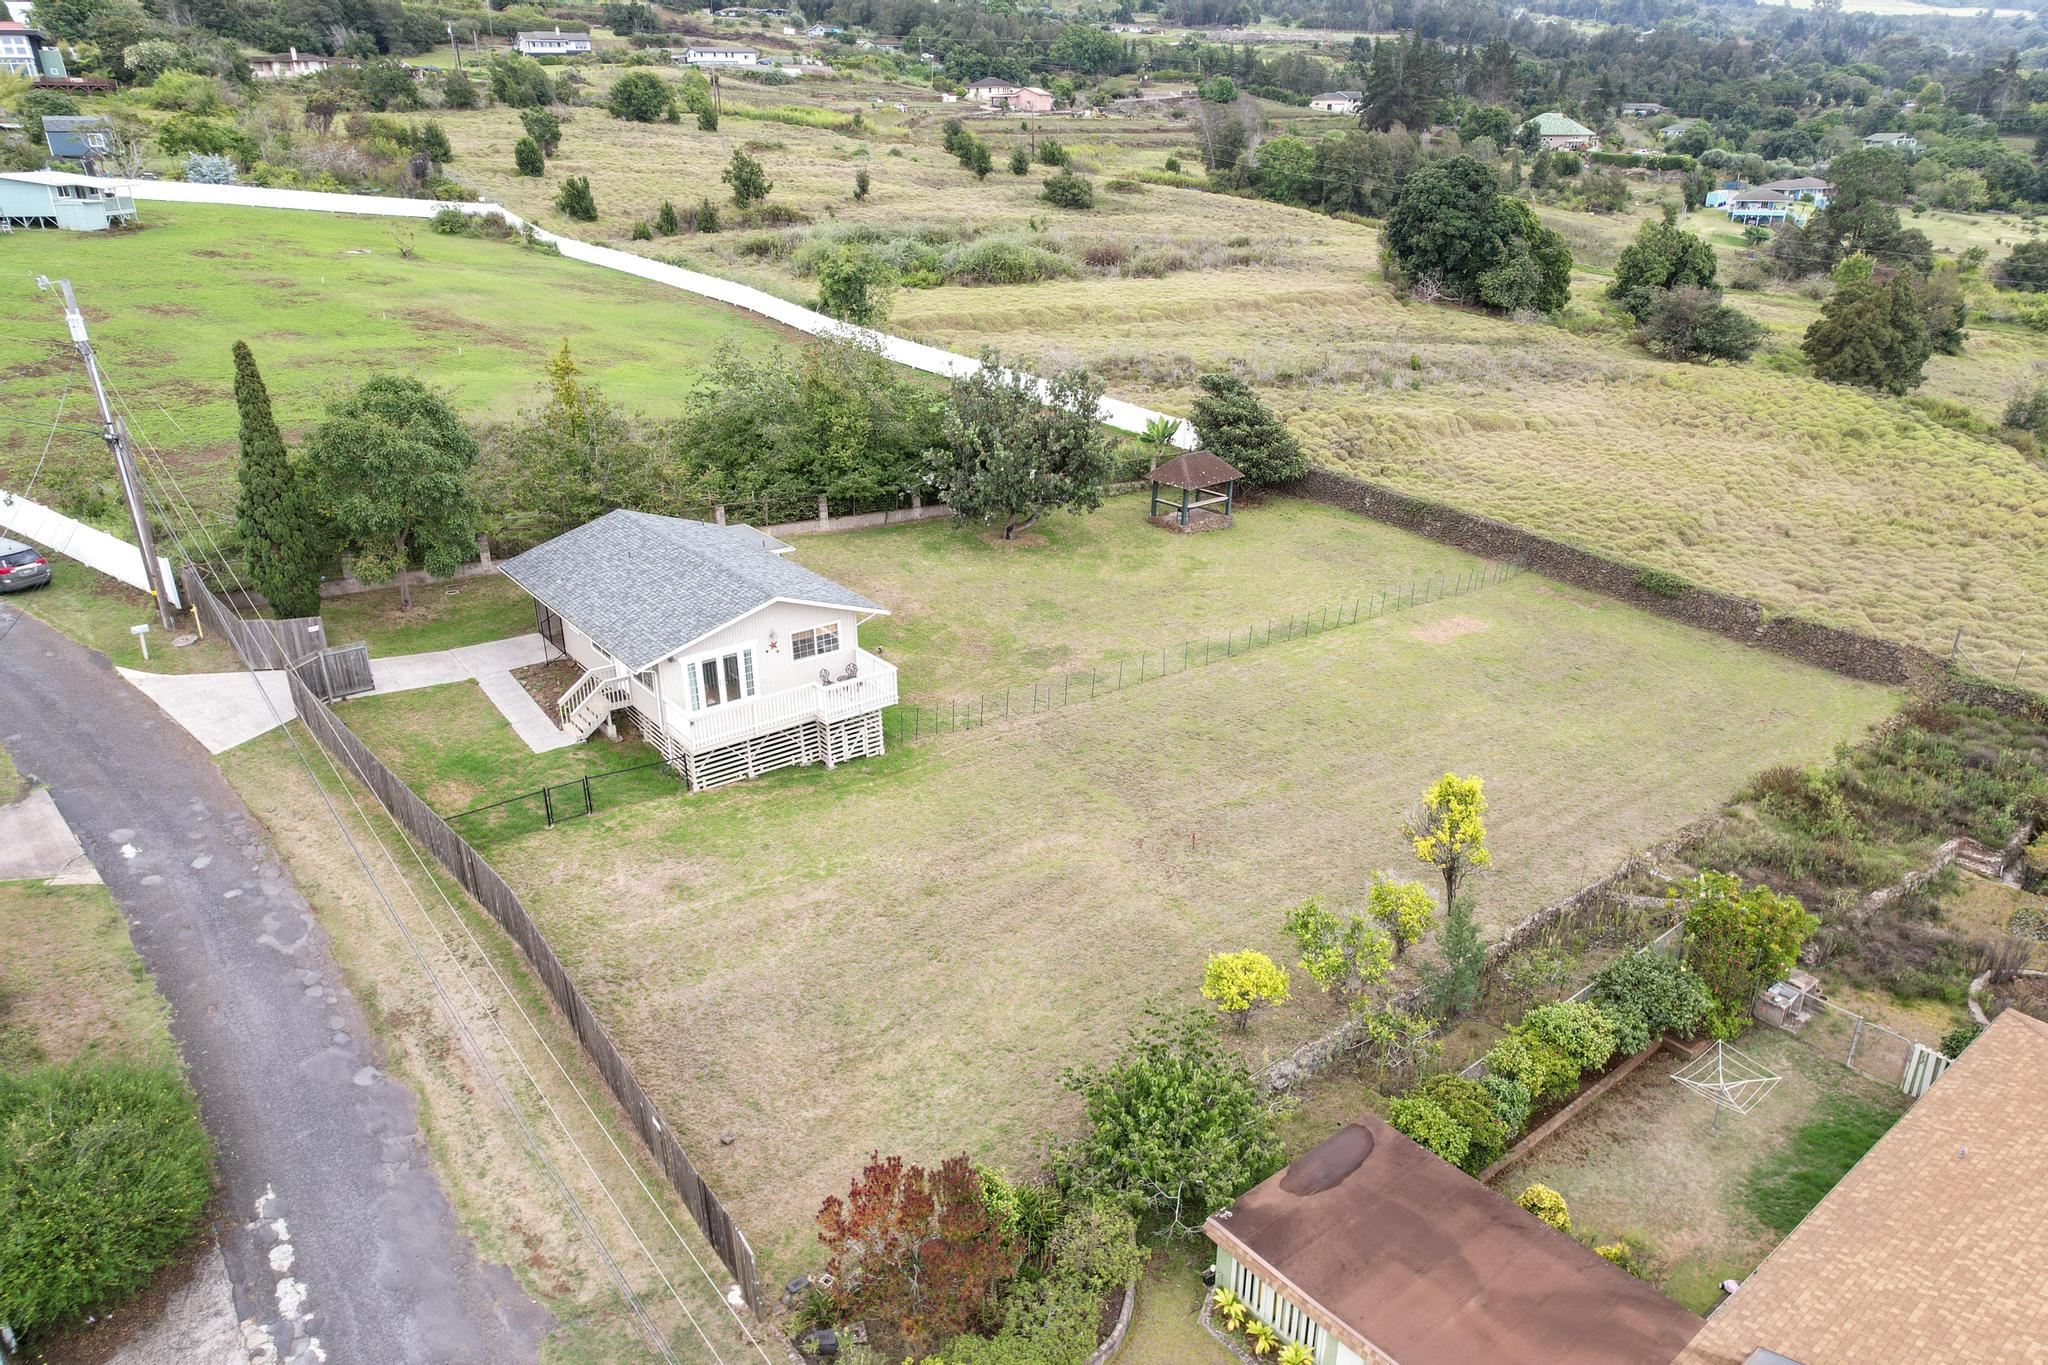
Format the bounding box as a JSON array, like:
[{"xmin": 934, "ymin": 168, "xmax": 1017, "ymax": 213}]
[{"xmin": 292, "ymin": 642, "xmax": 374, "ymax": 702}]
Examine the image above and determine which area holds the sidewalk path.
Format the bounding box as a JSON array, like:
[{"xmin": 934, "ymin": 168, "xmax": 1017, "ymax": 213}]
[
  {"xmin": 0, "ymin": 602, "xmax": 552, "ymax": 1364},
  {"xmin": 120, "ymin": 634, "xmax": 570, "ymax": 756},
  {"xmin": 0, "ymin": 786, "xmax": 103, "ymax": 883}
]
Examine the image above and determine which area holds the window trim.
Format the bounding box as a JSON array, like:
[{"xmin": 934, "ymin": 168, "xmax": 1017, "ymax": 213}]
[
  {"xmin": 679, "ymin": 641, "xmax": 759, "ymax": 713},
  {"xmin": 790, "ymin": 621, "xmax": 842, "ymax": 661}
]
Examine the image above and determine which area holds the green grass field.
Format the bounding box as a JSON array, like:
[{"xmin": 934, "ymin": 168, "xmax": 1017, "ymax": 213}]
[
  {"xmin": 0, "ymin": 203, "xmax": 786, "ymax": 520},
  {"xmin": 332, "ymin": 504, "xmax": 1899, "ymax": 1277},
  {"xmin": 0, "ymin": 878, "xmax": 176, "ymax": 1071}
]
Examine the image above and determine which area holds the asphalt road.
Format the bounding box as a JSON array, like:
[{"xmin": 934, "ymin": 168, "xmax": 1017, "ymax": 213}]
[{"xmin": 0, "ymin": 602, "xmax": 552, "ymax": 1365}]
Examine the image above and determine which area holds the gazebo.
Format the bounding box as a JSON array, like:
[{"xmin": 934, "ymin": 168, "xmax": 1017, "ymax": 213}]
[{"xmin": 1145, "ymin": 450, "xmax": 1244, "ymax": 533}]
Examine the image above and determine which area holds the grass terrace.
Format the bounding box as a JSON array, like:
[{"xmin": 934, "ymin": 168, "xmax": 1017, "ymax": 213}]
[{"xmin": 330, "ymin": 503, "xmax": 1899, "ymax": 1276}]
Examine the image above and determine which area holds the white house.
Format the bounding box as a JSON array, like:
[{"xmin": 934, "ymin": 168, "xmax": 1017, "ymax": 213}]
[
  {"xmin": 681, "ymin": 44, "xmax": 760, "ymax": 66},
  {"xmin": 967, "ymin": 76, "xmax": 1020, "ymax": 103},
  {"xmin": 1309, "ymin": 89, "xmax": 1361, "ymax": 114},
  {"xmin": 249, "ymin": 46, "xmax": 348, "ymax": 79},
  {"xmin": 1863, "ymin": 130, "xmax": 1919, "ymax": 152},
  {"xmin": 0, "ymin": 170, "xmax": 137, "ymax": 230},
  {"xmin": 1726, "ymin": 186, "xmax": 1799, "ymax": 225},
  {"xmin": 516, "ymin": 27, "xmax": 591, "ymax": 56},
  {"xmin": 502, "ymin": 511, "xmax": 898, "ymax": 792}
]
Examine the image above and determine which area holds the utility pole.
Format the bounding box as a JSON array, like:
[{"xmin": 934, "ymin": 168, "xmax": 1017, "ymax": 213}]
[{"xmin": 42, "ymin": 277, "xmax": 175, "ymax": 629}]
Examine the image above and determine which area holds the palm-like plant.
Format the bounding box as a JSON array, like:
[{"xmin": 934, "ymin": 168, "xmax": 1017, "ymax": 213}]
[
  {"xmin": 1246, "ymin": 1320, "xmax": 1282, "ymax": 1357},
  {"xmin": 1139, "ymin": 415, "xmax": 1184, "ymax": 447},
  {"xmin": 1277, "ymin": 1343, "xmax": 1316, "ymax": 1365},
  {"xmin": 1211, "ymin": 1286, "xmax": 1250, "ymax": 1331}
]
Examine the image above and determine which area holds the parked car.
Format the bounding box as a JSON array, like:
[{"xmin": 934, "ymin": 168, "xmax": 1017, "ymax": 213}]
[{"xmin": 0, "ymin": 538, "xmax": 52, "ymax": 593}]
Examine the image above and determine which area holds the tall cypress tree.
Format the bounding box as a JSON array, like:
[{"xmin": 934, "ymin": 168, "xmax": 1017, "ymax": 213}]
[{"xmin": 232, "ymin": 342, "xmax": 324, "ymax": 618}]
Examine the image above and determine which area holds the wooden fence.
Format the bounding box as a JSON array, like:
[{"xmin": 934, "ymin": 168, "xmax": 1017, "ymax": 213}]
[
  {"xmin": 183, "ymin": 564, "xmax": 765, "ymax": 1314},
  {"xmin": 291, "ymin": 641, "xmax": 374, "ymax": 702},
  {"xmin": 180, "ymin": 565, "xmax": 327, "ymax": 670}
]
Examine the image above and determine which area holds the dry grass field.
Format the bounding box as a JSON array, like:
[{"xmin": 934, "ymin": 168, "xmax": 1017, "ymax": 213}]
[
  {"xmin": 426, "ymin": 67, "xmax": 2048, "ymax": 689},
  {"xmin": 339, "ymin": 505, "xmax": 1902, "ymax": 1277}
]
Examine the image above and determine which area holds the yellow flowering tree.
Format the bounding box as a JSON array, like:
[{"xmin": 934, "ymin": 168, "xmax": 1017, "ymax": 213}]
[
  {"xmin": 1201, "ymin": 950, "xmax": 1291, "ymax": 1031},
  {"xmin": 1405, "ymin": 773, "xmax": 1492, "ymax": 909}
]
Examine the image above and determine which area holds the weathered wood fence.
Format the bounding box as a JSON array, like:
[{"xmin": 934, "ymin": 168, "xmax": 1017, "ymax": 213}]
[
  {"xmin": 291, "ymin": 641, "xmax": 374, "ymax": 702},
  {"xmin": 180, "ymin": 565, "xmax": 327, "ymax": 670},
  {"xmin": 185, "ymin": 565, "xmax": 765, "ymax": 1314}
]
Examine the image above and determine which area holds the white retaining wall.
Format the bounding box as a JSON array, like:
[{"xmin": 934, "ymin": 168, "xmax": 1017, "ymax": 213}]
[
  {"xmin": 0, "ymin": 488, "xmax": 183, "ymax": 607},
  {"xmin": 112, "ymin": 179, "xmax": 1199, "ymax": 446}
]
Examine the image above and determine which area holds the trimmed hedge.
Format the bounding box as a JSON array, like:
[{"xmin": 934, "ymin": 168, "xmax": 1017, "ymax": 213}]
[{"xmin": 0, "ymin": 1063, "xmax": 214, "ymax": 1338}]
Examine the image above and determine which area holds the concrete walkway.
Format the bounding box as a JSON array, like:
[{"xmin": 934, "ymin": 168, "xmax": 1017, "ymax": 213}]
[
  {"xmin": 0, "ymin": 786, "xmax": 102, "ymax": 883},
  {"xmin": 120, "ymin": 634, "xmax": 574, "ymax": 757}
]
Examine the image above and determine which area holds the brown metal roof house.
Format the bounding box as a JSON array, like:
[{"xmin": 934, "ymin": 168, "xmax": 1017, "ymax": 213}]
[
  {"xmin": 1675, "ymin": 1008, "xmax": 2048, "ymax": 1365},
  {"xmin": 1205, "ymin": 1113, "xmax": 1703, "ymax": 1365}
]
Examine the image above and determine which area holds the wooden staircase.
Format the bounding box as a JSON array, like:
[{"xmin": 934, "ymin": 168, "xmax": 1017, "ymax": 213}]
[{"xmin": 557, "ymin": 663, "xmax": 630, "ymax": 738}]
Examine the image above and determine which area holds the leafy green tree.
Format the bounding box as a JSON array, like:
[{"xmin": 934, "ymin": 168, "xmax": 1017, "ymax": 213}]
[
  {"xmin": 1009, "ymin": 145, "xmax": 1030, "ymax": 175},
  {"xmin": 963, "ymin": 135, "xmax": 994, "ymax": 179},
  {"xmin": 1458, "ymin": 104, "xmax": 1515, "ymax": 147},
  {"xmin": 1198, "ymin": 75, "xmax": 1237, "ymax": 102},
  {"xmin": 1996, "ymin": 239, "xmax": 2048, "ymax": 292},
  {"xmin": 1681, "ymin": 869, "xmax": 1817, "ymax": 1038},
  {"xmin": 519, "ymin": 106, "xmax": 562, "ymax": 156},
  {"xmin": 1281, "ymin": 897, "xmax": 1392, "ymax": 1001},
  {"xmin": 416, "ymin": 120, "xmax": 452, "ymax": 163},
  {"xmin": 925, "ymin": 350, "xmax": 1112, "ymax": 540},
  {"xmin": 1041, "ymin": 170, "xmax": 1094, "ymax": 208},
  {"xmin": 301, "ymin": 376, "xmax": 480, "ymax": 611},
  {"xmin": 230, "ymin": 342, "xmax": 324, "ymax": 618},
  {"xmin": 0, "ymin": 1064, "xmax": 213, "ymax": 1339},
  {"xmin": 723, "ymin": 148, "xmax": 771, "ymax": 206},
  {"xmin": 1916, "ymin": 266, "xmax": 1969, "ymax": 357},
  {"xmin": 1385, "ymin": 157, "xmax": 1571, "ymax": 312},
  {"xmin": 608, "ymin": 69, "xmax": 677, "ymax": 123},
  {"xmin": 1038, "ymin": 136, "xmax": 1068, "ymax": 167},
  {"xmin": 1367, "ymin": 873, "xmax": 1435, "ymax": 956},
  {"xmin": 815, "ymin": 246, "xmax": 893, "ymax": 326},
  {"xmin": 487, "ymin": 53, "xmax": 555, "ymax": 108},
  {"xmin": 1201, "ymin": 949, "xmax": 1291, "ymax": 1029},
  {"xmin": 1608, "ymin": 218, "xmax": 1719, "ymax": 319},
  {"xmin": 1802, "ymin": 258, "xmax": 1930, "ymax": 395},
  {"xmin": 1353, "ymin": 1005, "xmax": 1440, "ymax": 1083},
  {"xmin": 674, "ymin": 339, "xmax": 939, "ymax": 505},
  {"xmin": 1640, "ymin": 286, "xmax": 1765, "ymax": 363},
  {"xmin": 1054, "ymin": 1006, "xmax": 1285, "ymax": 1235},
  {"xmin": 854, "ymin": 167, "xmax": 871, "ymax": 201},
  {"xmin": 1253, "ymin": 135, "xmax": 1317, "ymax": 204},
  {"xmin": 654, "ymin": 199, "xmax": 679, "ymax": 235},
  {"xmin": 698, "ymin": 100, "xmax": 719, "ymax": 132},
  {"xmin": 513, "ymin": 136, "xmax": 544, "ymax": 177},
  {"xmin": 1420, "ymin": 893, "xmax": 1485, "ymax": 1019},
  {"xmin": 474, "ymin": 342, "xmax": 676, "ymax": 550},
  {"xmin": 441, "ymin": 71, "xmax": 480, "ymax": 111},
  {"xmin": 1187, "ymin": 372, "xmax": 1305, "ymax": 487},
  {"xmin": 695, "ymin": 197, "xmax": 721, "ymax": 232},
  {"xmin": 1405, "ymin": 772, "xmax": 1491, "ymax": 908},
  {"xmin": 555, "ymin": 175, "xmax": 598, "ymax": 221}
]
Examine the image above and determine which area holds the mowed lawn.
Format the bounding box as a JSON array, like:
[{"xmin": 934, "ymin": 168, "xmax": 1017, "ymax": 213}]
[
  {"xmin": 0, "ymin": 203, "xmax": 785, "ymax": 516},
  {"xmin": 404, "ymin": 508, "xmax": 1902, "ymax": 1276}
]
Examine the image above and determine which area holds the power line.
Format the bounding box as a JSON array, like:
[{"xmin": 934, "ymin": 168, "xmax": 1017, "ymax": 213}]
[{"xmin": 106, "ymin": 376, "xmax": 750, "ymax": 1365}]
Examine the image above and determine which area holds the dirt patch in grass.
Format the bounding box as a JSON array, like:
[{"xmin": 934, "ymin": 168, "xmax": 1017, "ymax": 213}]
[
  {"xmin": 514, "ymin": 658, "xmax": 583, "ymax": 713},
  {"xmin": 1409, "ymin": 614, "xmax": 1490, "ymax": 644}
]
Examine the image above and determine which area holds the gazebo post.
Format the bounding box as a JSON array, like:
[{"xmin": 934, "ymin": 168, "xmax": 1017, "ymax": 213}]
[
  {"xmin": 1149, "ymin": 479, "xmax": 1161, "ymax": 519},
  {"xmin": 1180, "ymin": 483, "xmax": 1190, "ymax": 528},
  {"xmin": 1224, "ymin": 478, "xmax": 1234, "ymax": 520}
]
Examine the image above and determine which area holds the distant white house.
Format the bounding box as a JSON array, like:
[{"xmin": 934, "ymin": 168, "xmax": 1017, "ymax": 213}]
[
  {"xmin": 1620, "ymin": 101, "xmax": 1666, "ymax": 116},
  {"xmin": 1309, "ymin": 89, "xmax": 1362, "ymax": 114},
  {"xmin": 249, "ymin": 46, "xmax": 348, "ymax": 79},
  {"xmin": 1519, "ymin": 111, "xmax": 1598, "ymax": 151},
  {"xmin": 1863, "ymin": 130, "xmax": 1920, "ymax": 153},
  {"xmin": 806, "ymin": 23, "xmax": 842, "ymax": 36},
  {"xmin": 1726, "ymin": 186, "xmax": 1797, "ymax": 225},
  {"xmin": 967, "ymin": 76, "xmax": 1020, "ymax": 102},
  {"xmin": 501, "ymin": 511, "xmax": 899, "ymax": 792},
  {"xmin": 681, "ymin": 44, "xmax": 761, "ymax": 66},
  {"xmin": 1758, "ymin": 175, "xmax": 1832, "ymax": 207},
  {"xmin": 0, "ymin": 170, "xmax": 137, "ymax": 230},
  {"xmin": 516, "ymin": 27, "xmax": 591, "ymax": 56}
]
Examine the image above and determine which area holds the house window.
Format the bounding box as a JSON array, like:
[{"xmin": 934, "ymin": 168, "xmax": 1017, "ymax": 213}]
[
  {"xmin": 790, "ymin": 623, "xmax": 840, "ymax": 660},
  {"xmin": 685, "ymin": 646, "xmax": 756, "ymax": 711}
]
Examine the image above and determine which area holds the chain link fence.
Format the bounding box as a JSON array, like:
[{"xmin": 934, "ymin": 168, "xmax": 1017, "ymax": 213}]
[{"xmin": 443, "ymin": 759, "xmax": 679, "ymax": 844}]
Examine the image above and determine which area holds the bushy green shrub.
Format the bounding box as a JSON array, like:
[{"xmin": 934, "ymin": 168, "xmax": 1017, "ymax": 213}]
[
  {"xmin": 1483, "ymin": 1031, "xmax": 1579, "ymax": 1104},
  {"xmin": 1519, "ymin": 1001, "xmax": 1619, "ymax": 1074},
  {"xmin": 1042, "ymin": 171, "xmax": 1095, "ymax": 210},
  {"xmin": 1480, "ymin": 1072, "xmax": 1531, "ymax": 1136},
  {"xmin": 1634, "ymin": 567, "xmax": 1692, "ymax": 598},
  {"xmin": 1407, "ymin": 1073, "xmax": 1509, "ymax": 1173},
  {"xmin": 1589, "ymin": 952, "xmax": 1713, "ymax": 1054},
  {"xmin": 1515, "ymin": 1183, "xmax": 1570, "ymax": 1231},
  {"xmin": 1387, "ymin": 1094, "xmax": 1471, "ymax": 1169},
  {"xmin": 0, "ymin": 1064, "xmax": 214, "ymax": 1338}
]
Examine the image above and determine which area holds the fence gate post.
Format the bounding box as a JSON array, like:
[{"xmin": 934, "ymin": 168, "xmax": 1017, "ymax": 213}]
[{"xmin": 542, "ymin": 786, "xmax": 554, "ymax": 828}]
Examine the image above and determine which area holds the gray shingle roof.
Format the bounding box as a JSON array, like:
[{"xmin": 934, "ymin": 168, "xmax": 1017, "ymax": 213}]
[{"xmin": 500, "ymin": 510, "xmax": 886, "ymax": 671}]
